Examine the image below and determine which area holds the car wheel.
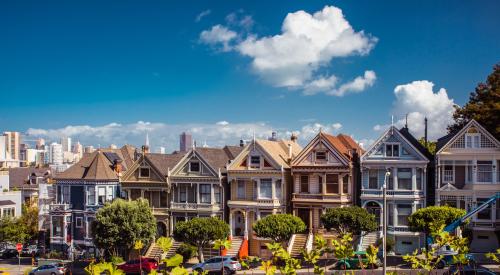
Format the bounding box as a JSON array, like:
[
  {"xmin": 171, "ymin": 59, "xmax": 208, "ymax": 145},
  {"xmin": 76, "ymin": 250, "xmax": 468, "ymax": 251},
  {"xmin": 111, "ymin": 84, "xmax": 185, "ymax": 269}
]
[
  {"xmin": 337, "ymin": 263, "xmax": 347, "ymax": 270},
  {"xmin": 223, "ymin": 267, "xmax": 232, "ymax": 275},
  {"xmin": 51, "ymin": 273, "xmax": 56, "ymax": 275},
  {"xmin": 194, "ymin": 268, "xmax": 203, "ymax": 274}
]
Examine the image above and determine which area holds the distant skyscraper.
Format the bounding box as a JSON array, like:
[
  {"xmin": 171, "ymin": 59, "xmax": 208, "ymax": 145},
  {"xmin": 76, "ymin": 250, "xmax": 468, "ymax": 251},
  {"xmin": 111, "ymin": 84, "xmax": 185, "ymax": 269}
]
[
  {"xmin": 109, "ymin": 144, "xmax": 117, "ymax": 149},
  {"xmin": 84, "ymin": 145, "xmax": 95, "ymax": 154},
  {"xmin": 0, "ymin": 136, "xmax": 6, "ymax": 160},
  {"xmin": 61, "ymin": 137, "xmax": 72, "ymax": 152},
  {"xmin": 36, "ymin": 138, "xmax": 45, "ymax": 150},
  {"xmin": 3, "ymin": 132, "xmax": 20, "ymax": 160},
  {"xmin": 72, "ymin": 141, "xmax": 83, "ymax": 158},
  {"xmin": 180, "ymin": 132, "xmax": 192, "ymax": 151},
  {"xmin": 49, "ymin": 143, "xmax": 63, "ymax": 165},
  {"xmin": 157, "ymin": 147, "xmax": 166, "ymax": 154}
]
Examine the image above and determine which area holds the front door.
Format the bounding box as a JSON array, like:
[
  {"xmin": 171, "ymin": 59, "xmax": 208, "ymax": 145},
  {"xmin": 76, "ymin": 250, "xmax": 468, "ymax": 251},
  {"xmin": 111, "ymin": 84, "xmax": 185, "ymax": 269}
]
[
  {"xmin": 297, "ymin": 209, "xmax": 310, "ymax": 230},
  {"xmin": 366, "ymin": 202, "xmax": 381, "ymax": 225}
]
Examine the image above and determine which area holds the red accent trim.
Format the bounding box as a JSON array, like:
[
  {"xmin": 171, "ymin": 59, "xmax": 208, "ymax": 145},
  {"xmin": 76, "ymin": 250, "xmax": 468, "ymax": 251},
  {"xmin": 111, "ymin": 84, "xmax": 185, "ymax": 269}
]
[{"xmin": 238, "ymin": 238, "xmax": 249, "ymax": 259}]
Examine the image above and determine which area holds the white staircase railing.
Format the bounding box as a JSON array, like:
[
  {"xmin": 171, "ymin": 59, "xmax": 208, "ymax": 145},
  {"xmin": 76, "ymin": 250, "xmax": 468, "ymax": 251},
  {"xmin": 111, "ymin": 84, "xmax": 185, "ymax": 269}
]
[
  {"xmin": 287, "ymin": 234, "xmax": 296, "ymax": 254},
  {"xmin": 305, "ymin": 233, "xmax": 314, "ymax": 253}
]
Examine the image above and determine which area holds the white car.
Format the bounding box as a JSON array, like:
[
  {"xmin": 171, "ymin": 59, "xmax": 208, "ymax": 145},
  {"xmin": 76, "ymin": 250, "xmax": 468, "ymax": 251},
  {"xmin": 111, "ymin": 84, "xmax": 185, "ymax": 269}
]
[
  {"xmin": 28, "ymin": 264, "xmax": 67, "ymax": 275},
  {"xmin": 192, "ymin": 256, "xmax": 242, "ymax": 274}
]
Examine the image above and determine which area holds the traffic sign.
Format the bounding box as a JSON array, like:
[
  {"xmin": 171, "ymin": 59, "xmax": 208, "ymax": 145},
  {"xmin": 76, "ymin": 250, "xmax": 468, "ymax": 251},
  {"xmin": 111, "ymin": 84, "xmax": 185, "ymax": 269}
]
[{"xmin": 16, "ymin": 243, "xmax": 22, "ymax": 252}]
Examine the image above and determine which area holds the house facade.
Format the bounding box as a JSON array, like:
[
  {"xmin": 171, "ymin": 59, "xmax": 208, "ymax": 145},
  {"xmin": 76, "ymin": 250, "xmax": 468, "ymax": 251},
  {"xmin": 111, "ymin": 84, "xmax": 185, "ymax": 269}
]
[
  {"xmin": 435, "ymin": 120, "xmax": 500, "ymax": 252},
  {"xmin": 227, "ymin": 138, "xmax": 301, "ymax": 257},
  {"xmin": 360, "ymin": 126, "xmax": 431, "ymax": 255},
  {"xmin": 49, "ymin": 146, "xmax": 134, "ymax": 255},
  {"xmin": 291, "ymin": 132, "xmax": 362, "ymax": 233}
]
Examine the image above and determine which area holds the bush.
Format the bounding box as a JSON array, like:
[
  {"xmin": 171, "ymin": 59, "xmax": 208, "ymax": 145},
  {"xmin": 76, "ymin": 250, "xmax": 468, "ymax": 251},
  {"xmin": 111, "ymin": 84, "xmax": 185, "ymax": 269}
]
[
  {"xmin": 375, "ymin": 235, "xmax": 395, "ymax": 252},
  {"xmin": 110, "ymin": 256, "xmax": 124, "ymax": 265},
  {"xmin": 176, "ymin": 243, "xmax": 197, "ymax": 263},
  {"xmin": 46, "ymin": 250, "xmax": 63, "ymax": 259}
]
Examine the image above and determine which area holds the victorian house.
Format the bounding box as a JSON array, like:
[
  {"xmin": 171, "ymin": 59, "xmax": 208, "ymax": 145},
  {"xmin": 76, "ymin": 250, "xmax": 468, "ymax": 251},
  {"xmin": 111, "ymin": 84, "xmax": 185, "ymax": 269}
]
[
  {"xmin": 291, "ymin": 132, "xmax": 362, "ymax": 234},
  {"xmin": 435, "ymin": 120, "xmax": 500, "ymax": 252},
  {"xmin": 227, "ymin": 138, "xmax": 301, "ymax": 257},
  {"xmin": 168, "ymin": 146, "xmax": 242, "ymax": 233},
  {"xmin": 359, "ymin": 126, "xmax": 431, "ymax": 255},
  {"xmin": 49, "ymin": 145, "xmax": 135, "ymax": 255}
]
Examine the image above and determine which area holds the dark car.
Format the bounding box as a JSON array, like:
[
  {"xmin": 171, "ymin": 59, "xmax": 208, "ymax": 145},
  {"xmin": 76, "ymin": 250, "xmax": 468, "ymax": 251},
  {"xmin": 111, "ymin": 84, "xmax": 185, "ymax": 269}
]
[
  {"xmin": 0, "ymin": 249, "xmax": 18, "ymax": 259},
  {"xmin": 447, "ymin": 265, "xmax": 496, "ymax": 275},
  {"xmin": 117, "ymin": 257, "xmax": 158, "ymax": 274}
]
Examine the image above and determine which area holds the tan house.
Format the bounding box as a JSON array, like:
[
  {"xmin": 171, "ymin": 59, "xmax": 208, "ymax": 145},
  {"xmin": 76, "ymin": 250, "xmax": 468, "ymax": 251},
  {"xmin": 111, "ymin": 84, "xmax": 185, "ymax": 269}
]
[
  {"xmin": 435, "ymin": 120, "xmax": 500, "ymax": 252},
  {"xmin": 227, "ymin": 138, "xmax": 301, "ymax": 257},
  {"xmin": 291, "ymin": 132, "xmax": 363, "ymax": 233}
]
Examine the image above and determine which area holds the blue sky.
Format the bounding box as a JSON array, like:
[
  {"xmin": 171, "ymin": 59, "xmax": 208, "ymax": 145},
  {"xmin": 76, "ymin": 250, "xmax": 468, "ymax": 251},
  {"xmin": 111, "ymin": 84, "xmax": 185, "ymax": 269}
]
[{"xmin": 1, "ymin": 0, "xmax": 499, "ymax": 151}]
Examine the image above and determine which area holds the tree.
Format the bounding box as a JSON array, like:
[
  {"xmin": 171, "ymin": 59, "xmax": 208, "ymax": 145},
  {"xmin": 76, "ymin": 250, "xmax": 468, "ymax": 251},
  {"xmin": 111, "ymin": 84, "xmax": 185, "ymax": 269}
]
[
  {"xmin": 418, "ymin": 137, "xmax": 436, "ymax": 155},
  {"xmin": 91, "ymin": 199, "xmax": 156, "ymax": 257},
  {"xmin": 408, "ymin": 205, "xmax": 466, "ymax": 236},
  {"xmin": 172, "ymin": 217, "xmax": 229, "ymax": 262},
  {"xmin": 0, "ymin": 205, "xmax": 39, "ymax": 243},
  {"xmin": 448, "ymin": 63, "xmax": 500, "ymax": 140},
  {"xmin": 320, "ymin": 206, "xmax": 377, "ymax": 236},
  {"xmin": 253, "ymin": 214, "xmax": 306, "ymax": 243}
]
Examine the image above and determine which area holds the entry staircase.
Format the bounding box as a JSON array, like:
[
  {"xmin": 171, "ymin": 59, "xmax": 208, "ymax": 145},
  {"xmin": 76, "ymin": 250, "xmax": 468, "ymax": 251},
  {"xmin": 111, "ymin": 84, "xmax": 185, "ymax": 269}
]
[
  {"xmin": 288, "ymin": 234, "xmax": 308, "ymax": 258},
  {"xmin": 227, "ymin": 236, "xmax": 243, "ymax": 257},
  {"xmin": 358, "ymin": 231, "xmax": 379, "ymax": 251},
  {"xmin": 144, "ymin": 240, "xmax": 182, "ymax": 260}
]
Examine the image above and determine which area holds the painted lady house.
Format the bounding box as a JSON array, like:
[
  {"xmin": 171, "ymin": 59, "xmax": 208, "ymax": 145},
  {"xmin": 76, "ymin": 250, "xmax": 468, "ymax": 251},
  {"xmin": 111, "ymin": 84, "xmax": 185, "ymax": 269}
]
[
  {"xmin": 435, "ymin": 120, "xmax": 500, "ymax": 252},
  {"xmin": 359, "ymin": 125, "xmax": 432, "ymax": 255}
]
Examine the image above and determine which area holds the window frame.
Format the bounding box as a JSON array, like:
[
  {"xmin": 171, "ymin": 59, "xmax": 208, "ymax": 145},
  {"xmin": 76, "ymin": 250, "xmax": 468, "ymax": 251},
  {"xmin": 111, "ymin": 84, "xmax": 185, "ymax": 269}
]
[
  {"xmin": 259, "ymin": 179, "xmax": 272, "ymax": 199},
  {"xmin": 315, "ymin": 151, "xmax": 327, "ymax": 161},
  {"xmin": 189, "ymin": 161, "xmax": 200, "ymax": 172},
  {"xmin": 199, "ymin": 184, "xmax": 211, "ymax": 204},
  {"xmin": 325, "ymin": 174, "xmax": 339, "ymax": 194},
  {"xmin": 75, "ymin": 217, "xmax": 83, "ymax": 228},
  {"xmin": 250, "ymin": 156, "xmax": 260, "ymax": 167},
  {"xmin": 139, "ymin": 167, "xmax": 150, "ymax": 178},
  {"xmin": 237, "ymin": 180, "xmax": 245, "ymax": 199},
  {"xmin": 397, "ymin": 168, "xmax": 412, "ymax": 190},
  {"xmin": 368, "ymin": 170, "xmax": 378, "ymax": 189},
  {"xmin": 300, "ymin": 175, "xmax": 309, "ymax": 193},
  {"xmin": 385, "ymin": 143, "xmax": 400, "ymax": 157}
]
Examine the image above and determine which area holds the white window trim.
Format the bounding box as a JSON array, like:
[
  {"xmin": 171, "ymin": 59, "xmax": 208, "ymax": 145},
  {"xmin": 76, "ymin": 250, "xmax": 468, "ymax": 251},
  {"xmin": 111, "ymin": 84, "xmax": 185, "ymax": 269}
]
[
  {"xmin": 465, "ymin": 133, "xmax": 480, "ymax": 148},
  {"xmin": 250, "ymin": 155, "xmax": 261, "ymax": 168},
  {"xmin": 75, "ymin": 217, "xmax": 83, "ymax": 228},
  {"xmin": 385, "ymin": 143, "xmax": 400, "ymax": 158},
  {"xmin": 315, "ymin": 151, "xmax": 328, "ymax": 162}
]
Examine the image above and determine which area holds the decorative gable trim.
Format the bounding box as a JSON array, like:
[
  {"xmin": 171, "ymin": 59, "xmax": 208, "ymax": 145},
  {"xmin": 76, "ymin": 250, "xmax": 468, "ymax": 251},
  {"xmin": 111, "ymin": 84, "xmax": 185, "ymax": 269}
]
[
  {"xmin": 121, "ymin": 155, "xmax": 166, "ymax": 182},
  {"xmin": 292, "ymin": 133, "xmax": 349, "ymax": 166},
  {"xmin": 171, "ymin": 150, "xmax": 219, "ymax": 177},
  {"xmin": 438, "ymin": 183, "xmax": 458, "ymax": 191},
  {"xmin": 437, "ymin": 120, "xmax": 500, "ymax": 154},
  {"xmin": 361, "ymin": 126, "xmax": 429, "ymax": 162},
  {"xmin": 227, "ymin": 140, "xmax": 283, "ymax": 171}
]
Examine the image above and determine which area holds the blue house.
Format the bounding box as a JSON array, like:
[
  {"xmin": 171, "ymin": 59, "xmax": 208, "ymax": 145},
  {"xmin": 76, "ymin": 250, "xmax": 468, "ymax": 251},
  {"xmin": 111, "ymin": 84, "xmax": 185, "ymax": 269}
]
[{"xmin": 359, "ymin": 126, "xmax": 432, "ymax": 255}]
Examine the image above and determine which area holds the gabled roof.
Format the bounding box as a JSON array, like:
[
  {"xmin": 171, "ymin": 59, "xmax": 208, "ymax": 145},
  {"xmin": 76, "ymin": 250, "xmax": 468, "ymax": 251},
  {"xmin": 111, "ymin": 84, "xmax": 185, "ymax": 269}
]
[
  {"xmin": 324, "ymin": 133, "xmax": 364, "ymax": 159},
  {"xmin": 399, "ymin": 127, "xmax": 434, "ymax": 160},
  {"xmin": 8, "ymin": 167, "xmax": 52, "ymax": 188},
  {"xmin": 145, "ymin": 152, "xmax": 186, "ymax": 176},
  {"xmin": 228, "ymin": 139, "xmax": 302, "ymax": 170},
  {"xmin": 56, "ymin": 150, "xmax": 118, "ymax": 181},
  {"xmin": 436, "ymin": 119, "xmax": 500, "ymax": 154},
  {"xmin": 0, "ymin": 200, "xmax": 15, "ymax": 206},
  {"xmin": 196, "ymin": 146, "xmax": 243, "ymax": 172}
]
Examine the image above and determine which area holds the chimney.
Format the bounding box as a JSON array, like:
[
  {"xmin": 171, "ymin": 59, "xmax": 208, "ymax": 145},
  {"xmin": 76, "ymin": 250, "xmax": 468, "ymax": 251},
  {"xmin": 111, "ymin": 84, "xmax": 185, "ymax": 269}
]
[
  {"xmin": 290, "ymin": 133, "xmax": 298, "ymax": 143},
  {"xmin": 424, "ymin": 117, "xmax": 428, "ymax": 147},
  {"xmin": 113, "ymin": 159, "xmax": 123, "ymax": 174},
  {"xmin": 288, "ymin": 144, "xmax": 293, "ymax": 160},
  {"xmin": 269, "ymin": 131, "xmax": 277, "ymax": 141},
  {"xmin": 239, "ymin": 139, "xmax": 245, "ymax": 147},
  {"xmin": 141, "ymin": 145, "xmax": 150, "ymax": 154}
]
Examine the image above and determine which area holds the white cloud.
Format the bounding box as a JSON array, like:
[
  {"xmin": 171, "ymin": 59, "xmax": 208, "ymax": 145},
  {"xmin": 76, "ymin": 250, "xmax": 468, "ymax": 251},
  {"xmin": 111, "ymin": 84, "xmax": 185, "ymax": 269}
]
[
  {"xmin": 195, "ymin": 9, "xmax": 211, "ymax": 22},
  {"xmin": 200, "ymin": 5, "xmax": 377, "ymax": 96},
  {"xmin": 199, "ymin": 25, "xmax": 238, "ymax": 52},
  {"xmin": 373, "ymin": 80, "xmax": 455, "ymax": 140},
  {"xmin": 225, "ymin": 11, "xmax": 254, "ymax": 30},
  {"xmin": 26, "ymin": 121, "xmax": 348, "ymax": 152}
]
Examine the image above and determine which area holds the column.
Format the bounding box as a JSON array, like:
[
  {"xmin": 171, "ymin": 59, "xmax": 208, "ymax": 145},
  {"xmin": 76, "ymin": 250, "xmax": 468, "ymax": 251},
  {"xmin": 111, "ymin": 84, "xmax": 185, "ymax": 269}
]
[
  {"xmin": 256, "ymin": 210, "xmax": 261, "ymax": 220},
  {"xmin": 472, "ymin": 159, "xmax": 477, "ymax": 183},
  {"xmin": 322, "ymin": 173, "xmax": 327, "ymax": 194},
  {"xmin": 392, "ymin": 167, "xmax": 397, "ymax": 190},
  {"xmin": 243, "ymin": 211, "xmax": 248, "ymax": 238},
  {"xmin": 256, "ymin": 179, "xmax": 260, "ymax": 199},
  {"xmin": 393, "ymin": 204, "xmax": 397, "ymax": 227},
  {"xmin": 309, "ymin": 209, "xmax": 313, "ymax": 233},
  {"xmin": 339, "ymin": 175, "xmax": 344, "ymax": 194},
  {"xmin": 196, "ymin": 183, "xmax": 200, "ymax": 203},
  {"xmin": 412, "ymin": 167, "xmax": 417, "ymax": 191},
  {"xmin": 140, "ymin": 189, "xmax": 145, "ymax": 199},
  {"xmin": 492, "ymin": 158, "xmax": 497, "ymax": 184},
  {"xmin": 229, "ymin": 211, "xmax": 233, "ymax": 237},
  {"xmin": 271, "ymin": 179, "xmax": 276, "ymax": 199},
  {"xmin": 210, "ymin": 184, "xmax": 215, "ymax": 204},
  {"xmin": 169, "ymin": 217, "xmax": 174, "ymax": 236},
  {"xmin": 127, "ymin": 190, "xmax": 131, "ymax": 201}
]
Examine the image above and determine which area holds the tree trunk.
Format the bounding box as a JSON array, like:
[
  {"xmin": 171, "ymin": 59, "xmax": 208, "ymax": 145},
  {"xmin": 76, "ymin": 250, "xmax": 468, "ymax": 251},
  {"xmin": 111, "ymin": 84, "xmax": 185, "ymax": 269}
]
[{"xmin": 198, "ymin": 246, "xmax": 204, "ymax": 263}]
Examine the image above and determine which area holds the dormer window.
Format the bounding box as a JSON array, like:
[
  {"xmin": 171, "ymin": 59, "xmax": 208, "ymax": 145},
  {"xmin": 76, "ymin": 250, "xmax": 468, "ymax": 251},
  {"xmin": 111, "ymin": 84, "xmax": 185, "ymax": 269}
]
[
  {"xmin": 250, "ymin": 156, "xmax": 260, "ymax": 167},
  {"xmin": 139, "ymin": 167, "xmax": 150, "ymax": 178},
  {"xmin": 465, "ymin": 134, "xmax": 480, "ymax": 148},
  {"xmin": 315, "ymin": 151, "xmax": 327, "ymax": 161},
  {"xmin": 385, "ymin": 144, "xmax": 399, "ymax": 157},
  {"xmin": 189, "ymin": 162, "xmax": 200, "ymax": 172}
]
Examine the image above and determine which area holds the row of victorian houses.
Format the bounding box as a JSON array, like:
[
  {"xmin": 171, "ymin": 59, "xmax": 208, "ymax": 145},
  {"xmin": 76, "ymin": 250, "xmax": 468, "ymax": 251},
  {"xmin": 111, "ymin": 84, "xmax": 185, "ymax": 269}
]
[{"xmin": 46, "ymin": 119, "xmax": 500, "ymax": 258}]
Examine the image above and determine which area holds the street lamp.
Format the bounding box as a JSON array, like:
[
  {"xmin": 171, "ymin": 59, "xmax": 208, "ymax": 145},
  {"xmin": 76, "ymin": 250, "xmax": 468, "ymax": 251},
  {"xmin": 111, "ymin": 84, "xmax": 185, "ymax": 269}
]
[{"xmin": 382, "ymin": 169, "xmax": 391, "ymax": 275}]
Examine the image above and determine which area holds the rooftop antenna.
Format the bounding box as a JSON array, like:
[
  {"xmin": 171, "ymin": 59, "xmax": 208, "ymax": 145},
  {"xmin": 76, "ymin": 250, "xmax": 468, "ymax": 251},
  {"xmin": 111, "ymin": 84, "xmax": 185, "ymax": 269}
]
[
  {"xmin": 424, "ymin": 117, "xmax": 428, "ymax": 147},
  {"xmin": 145, "ymin": 132, "xmax": 150, "ymax": 147},
  {"xmin": 252, "ymin": 131, "xmax": 256, "ymax": 150},
  {"xmin": 391, "ymin": 115, "xmax": 394, "ymax": 135},
  {"xmin": 405, "ymin": 114, "xmax": 408, "ymax": 129}
]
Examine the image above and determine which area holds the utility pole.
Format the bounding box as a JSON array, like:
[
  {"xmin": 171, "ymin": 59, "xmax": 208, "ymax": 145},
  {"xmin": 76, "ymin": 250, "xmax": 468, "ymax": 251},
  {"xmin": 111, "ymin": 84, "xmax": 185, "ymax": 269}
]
[{"xmin": 383, "ymin": 169, "xmax": 391, "ymax": 275}]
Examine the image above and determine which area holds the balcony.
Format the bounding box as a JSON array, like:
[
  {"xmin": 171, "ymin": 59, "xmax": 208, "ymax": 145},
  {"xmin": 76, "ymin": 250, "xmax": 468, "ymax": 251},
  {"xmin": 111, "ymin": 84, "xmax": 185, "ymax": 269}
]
[
  {"xmin": 49, "ymin": 203, "xmax": 71, "ymax": 212},
  {"xmin": 151, "ymin": 207, "xmax": 169, "ymax": 216},
  {"xmin": 291, "ymin": 193, "xmax": 351, "ymax": 203},
  {"xmin": 361, "ymin": 190, "xmax": 424, "ymax": 198},
  {"xmin": 170, "ymin": 202, "xmax": 221, "ymax": 211},
  {"xmin": 228, "ymin": 198, "xmax": 282, "ymax": 208}
]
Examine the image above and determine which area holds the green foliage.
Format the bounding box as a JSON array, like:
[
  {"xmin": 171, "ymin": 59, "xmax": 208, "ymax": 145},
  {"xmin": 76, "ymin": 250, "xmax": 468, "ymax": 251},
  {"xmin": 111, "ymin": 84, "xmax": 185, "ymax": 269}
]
[
  {"xmin": 259, "ymin": 260, "xmax": 276, "ymax": 275},
  {"xmin": 253, "ymin": 214, "xmax": 306, "ymax": 243},
  {"xmin": 375, "ymin": 235, "xmax": 395, "ymax": 252},
  {"xmin": 110, "ymin": 256, "xmax": 125, "ymax": 265},
  {"xmin": 213, "ymin": 238, "xmax": 231, "ymax": 251},
  {"xmin": 172, "ymin": 217, "xmax": 229, "ymax": 262},
  {"xmin": 448, "ymin": 63, "xmax": 500, "ymax": 140},
  {"xmin": 365, "ymin": 245, "xmax": 379, "ymax": 269},
  {"xmin": 486, "ymin": 248, "xmax": 500, "ymax": 268},
  {"xmin": 170, "ymin": 266, "xmax": 189, "ymax": 275},
  {"xmin": 134, "ymin": 240, "xmax": 144, "ymax": 250},
  {"xmin": 265, "ymin": 241, "xmax": 301, "ymax": 275},
  {"xmin": 320, "ymin": 206, "xmax": 377, "ymax": 236},
  {"xmin": 302, "ymin": 235, "xmax": 332, "ymax": 275},
  {"xmin": 0, "ymin": 205, "xmax": 39, "ymax": 243},
  {"xmin": 91, "ymin": 198, "xmax": 157, "ymax": 256},
  {"xmin": 156, "ymin": 236, "xmax": 173, "ymax": 254},
  {"xmin": 46, "ymin": 250, "xmax": 63, "ymax": 259},
  {"xmin": 331, "ymin": 233, "xmax": 355, "ymax": 266},
  {"xmin": 418, "ymin": 138, "xmax": 436, "ymax": 155},
  {"xmin": 164, "ymin": 254, "xmax": 183, "ymax": 267},
  {"xmin": 408, "ymin": 206, "xmax": 466, "ymax": 235},
  {"xmin": 85, "ymin": 261, "xmax": 125, "ymax": 275},
  {"xmin": 176, "ymin": 243, "xmax": 197, "ymax": 262}
]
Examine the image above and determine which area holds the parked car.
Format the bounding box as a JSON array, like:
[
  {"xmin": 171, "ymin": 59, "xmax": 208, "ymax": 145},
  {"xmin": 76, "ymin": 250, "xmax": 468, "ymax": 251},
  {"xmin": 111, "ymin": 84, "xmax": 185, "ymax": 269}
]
[
  {"xmin": 334, "ymin": 251, "xmax": 381, "ymax": 270},
  {"xmin": 435, "ymin": 246, "xmax": 476, "ymax": 269},
  {"xmin": 28, "ymin": 264, "xmax": 67, "ymax": 275},
  {"xmin": 446, "ymin": 265, "xmax": 495, "ymax": 275},
  {"xmin": 192, "ymin": 256, "xmax": 242, "ymax": 274},
  {"xmin": 117, "ymin": 257, "xmax": 158, "ymax": 274},
  {"xmin": 22, "ymin": 245, "xmax": 40, "ymax": 257},
  {"xmin": 0, "ymin": 249, "xmax": 18, "ymax": 259}
]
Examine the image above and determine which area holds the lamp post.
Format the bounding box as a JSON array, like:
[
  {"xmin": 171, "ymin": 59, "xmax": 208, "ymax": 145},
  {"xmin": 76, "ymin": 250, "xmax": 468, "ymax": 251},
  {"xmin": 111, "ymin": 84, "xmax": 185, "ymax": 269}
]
[{"xmin": 382, "ymin": 169, "xmax": 391, "ymax": 275}]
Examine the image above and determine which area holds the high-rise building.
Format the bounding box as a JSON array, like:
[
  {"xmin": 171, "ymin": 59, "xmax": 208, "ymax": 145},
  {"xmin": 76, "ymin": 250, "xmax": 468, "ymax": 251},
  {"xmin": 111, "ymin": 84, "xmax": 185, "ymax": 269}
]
[
  {"xmin": 49, "ymin": 143, "xmax": 63, "ymax": 165},
  {"xmin": 157, "ymin": 147, "xmax": 166, "ymax": 154},
  {"xmin": 84, "ymin": 145, "xmax": 95, "ymax": 154},
  {"xmin": 3, "ymin": 132, "xmax": 21, "ymax": 160},
  {"xmin": 179, "ymin": 132, "xmax": 192, "ymax": 152},
  {"xmin": 60, "ymin": 137, "xmax": 72, "ymax": 152},
  {"xmin": 72, "ymin": 141, "xmax": 83, "ymax": 158},
  {"xmin": 0, "ymin": 136, "xmax": 6, "ymax": 160},
  {"xmin": 36, "ymin": 138, "xmax": 45, "ymax": 150}
]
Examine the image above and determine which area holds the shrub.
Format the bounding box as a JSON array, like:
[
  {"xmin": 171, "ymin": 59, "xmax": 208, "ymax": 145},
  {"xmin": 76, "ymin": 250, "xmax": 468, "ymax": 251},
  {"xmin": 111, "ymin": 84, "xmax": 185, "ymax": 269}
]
[
  {"xmin": 375, "ymin": 235, "xmax": 395, "ymax": 252},
  {"xmin": 110, "ymin": 256, "xmax": 124, "ymax": 265},
  {"xmin": 176, "ymin": 243, "xmax": 197, "ymax": 262}
]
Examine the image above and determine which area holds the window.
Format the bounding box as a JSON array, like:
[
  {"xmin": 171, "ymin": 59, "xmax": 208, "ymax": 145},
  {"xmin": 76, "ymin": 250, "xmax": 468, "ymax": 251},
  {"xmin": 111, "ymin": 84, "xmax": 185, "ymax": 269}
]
[
  {"xmin": 179, "ymin": 186, "xmax": 187, "ymax": 202},
  {"xmin": 259, "ymin": 179, "xmax": 272, "ymax": 199},
  {"xmin": 397, "ymin": 205, "xmax": 412, "ymax": 226},
  {"xmin": 388, "ymin": 172, "xmax": 394, "ymax": 190},
  {"xmin": 214, "ymin": 185, "xmax": 221, "ymax": 203},
  {"xmin": 237, "ymin": 180, "xmax": 245, "ymax": 199},
  {"xmin": 190, "ymin": 162, "xmax": 200, "ymax": 172},
  {"xmin": 300, "ymin": 175, "xmax": 309, "ymax": 193},
  {"xmin": 386, "ymin": 144, "xmax": 399, "ymax": 157},
  {"xmin": 1, "ymin": 207, "xmax": 15, "ymax": 217},
  {"xmin": 250, "ymin": 156, "xmax": 260, "ymax": 167},
  {"xmin": 416, "ymin": 168, "xmax": 422, "ymax": 190},
  {"xmin": 52, "ymin": 216, "xmax": 63, "ymax": 237},
  {"xmin": 368, "ymin": 170, "xmax": 378, "ymax": 189},
  {"xmin": 75, "ymin": 217, "xmax": 83, "ymax": 228},
  {"xmin": 200, "ymin": 184, "xmax": 211, "ymax": 203},
  {"xmin": 477, "ymin": 161, "xmax": 493, "ymax": 183},
  {"xmin": 326, "ymin": 174, "xmax": 339, "ymax": 194},
  {"xmin": 275, "ymin": 180, "xmax": 282, "ymax": 199},
  {"xmin": 477, "ymin": 198, "xmax": 491, "ymax": 220},
  {"xmin": 315, "ymin": 151, "xmax": 326, "ymax": 161},
  {"xmin": 62, "ymin": 186, "xmax": 70, "ymax": 204},
  {"xmin": 106, "ymin": 186, "xmax": 114, "ymax": 202},
  {"xmin": 388, "ymin": 204, "xmax": 394, "ymax": 226},
  {"xmin": 444, "ymin": 165, "xmax": 454, "ymax": 182},
  {"xmin": 139, "ymin": 167, "xmax": 150, "ymax": 178},
  {"xmin": 397, "ymin": 168, "xmax": 412, "ymax": 190},
  {"xmin": 465, "ymin": 134, "xmax": 480, "ymax": 148},
  {"xmin": 343, "ymin": 175, "xmax": 349, "ymax": 194},
  {"xmin": 86, "ymin": 186, "xmax": 95, "ymax": 205},
  {"xmin": 98, "ymin": 187, "xmax": 106, "ymax": 205}
]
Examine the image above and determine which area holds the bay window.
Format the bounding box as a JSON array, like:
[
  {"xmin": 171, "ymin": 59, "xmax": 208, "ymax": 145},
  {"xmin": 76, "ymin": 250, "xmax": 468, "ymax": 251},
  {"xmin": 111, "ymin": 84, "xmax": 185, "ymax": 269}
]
[
  {"xmin": 300, "ymin": 175, "xmax": 309, "ymax": 193},
  {"xmin": 397, "ymin": 205, "xmax": 412, "ymax": 226},
  {"xmin": 275, "ymin": 180, "xmax": 282, "ymax": 199},
  {"xmin": 86, "ymin": 186, "xmax": 95, "ymax": 205},
  {"xmin": 342, "ymin": 175, "xmax": 349, "ymax": 194},
  {"xmin": 368, "ymin": 170, "xmax": 378, "ymax": 189},
  {"xmin": 326, "ymin": 174, "xmax": 339, "ymax": 194},
  {"xmin": 416, "ymin": 168, "xmax": 422, "ymax": 190},
  {"xmin": 477, "ymin": 161, "xmax": 493, "ymax": 183},
  {"xmin": 200, "ymin": 184, "xmax": 211, "ymax": 203},
  {"xmin": 179, "ymin": 185, "xmax": 187, "ymax": 203},
  {"xmin": 214, "ymin": 185, "xmax": 221, "ymax": 203},
  {"xmin": 98, "ymin": 187, "xmax": 106, "ymax": 205},
  {"xmin": 397, "ymin": 168, "xmax": 412, "ymax": 190},
  {"xmin": 237, "ymin": 180, "xmax": 245, "ymax": 199},
  {"xmin": 259, "ymin": 179, "xmax": 272, "ymax": 199}
]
